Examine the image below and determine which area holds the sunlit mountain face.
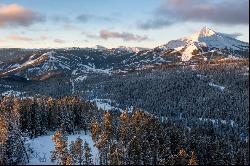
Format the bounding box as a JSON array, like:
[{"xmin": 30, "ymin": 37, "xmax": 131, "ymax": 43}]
[{"xmin": 0, "ymin": 0, "xmax": 249, "ymax": 166}]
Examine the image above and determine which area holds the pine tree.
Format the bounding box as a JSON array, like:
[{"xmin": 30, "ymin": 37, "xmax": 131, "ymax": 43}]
[
  {"xmin": 60, "ymin": 103, "xmax": 73, "ymax": 134},
  {"xmin": 0, "ymin": 114, "xmax": 8, "ymax": 145},
  {"xmin": 176, "ymin": 147, "xmax": 187, "ymax": 165},
  {"xmin": 0, "ymin": 114, "xmax": 8, "ymax": 165},
  {"xmin": 96, "ymin": 132, "xmax": 109, "ymax": 164},
  {"xmin": 119, "ymin": 109, "xmax": 129, "ymax": 142},
  {"xmin": 104, "ymin": 111, "xmax": 113, "ymax": 137},
  {"xmin": 96, "ymin": 111, "xmax": 114, "ymax": 165},
  {"xmin": 90, "ymin": 119, "xmax": 99, "ymax": 165},
  {"xmin": 7, "ymin": 98, "xmax": 29, "ymax": 165},
  {"xmin": 69, "ymin": 141, "xmax": 76, "ymax": 164},
  {"xmin": 66, "ymin": 154, "xmax": 73, "ymax": 165},
  {"xmin": 109, "ymin": 142, "xmax": 123, "ymax": 165},
  {"xmin": 188, "ymin": 151, "xmax": 198, "ymax": 165},
  {"xmin": 74, "ymin": 138, "xmax": 83, "ymax": 165},
  {"xmin": 128, "ymin": 136, "xmax": 141, "ymax": 165},
  {"xmin": 83, "ymin": 141, "xmax": 92, "ymax": 165},
  {"xmin": 119, "ymin": 110, "xmax": 129, "ymax": 165},
  {"xmin": 32, "ymin": 99, "xmax": 44, "ymax": 137},
  {"xmin": 51, "ymin": 130, "xmax": 68, "ymax": 165},
  {"xmin": 91, "ymin": 119, "xmax": 99, "ymax": 142}
]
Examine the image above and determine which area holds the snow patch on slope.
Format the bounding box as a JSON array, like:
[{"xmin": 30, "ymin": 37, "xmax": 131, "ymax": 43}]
[
  {"xmin": 91, "ymin": 98, "xmax": 122, "ymax": 112},
  {"xmin": 77, "ymin": 64, "xmax": 112, "ymax": 75},
  {"xmin": 75, "ymin": 76, "xmax": 87, "ymax": 82},
  {"xmin": 2, "ymin": 90, "xmax": 24, "ymax": 96},
  {"xmin": 2, "ymin": 52, "xmax": 50, "ymax": 75},
  {"xmin": 209, "ymin": 82, "xmax": 225, "ymax": 91}
]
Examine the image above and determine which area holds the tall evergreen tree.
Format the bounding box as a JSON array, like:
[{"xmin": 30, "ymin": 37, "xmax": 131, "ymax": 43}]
[
  {"xmin": 83, "ymin": 141, "xmax": 92, "ymax": 165},
  {"xmin": 75, "ymin": 137, "xmax": 84, "ymax": 164},
  {"xmin": 0, "ymin": 114, "xmax": 8, "ymax": 165},
  {"xmin": 128, "ymin": 136, "xmax": 141, "ymax": 165},
  {"xmin": 51, "ymin": 130, "xmax": 68, "ymax": 165},
  {"xmin": 176, "ymin": 147, "xmax": 188, "ymax": 165},
  {"xmin": 66, "ymin": 154, "xmax": 73, "ymax": 165},
  {"xmin": 188, "ymin": 151, "xmax": 198, "ymax": 165}
]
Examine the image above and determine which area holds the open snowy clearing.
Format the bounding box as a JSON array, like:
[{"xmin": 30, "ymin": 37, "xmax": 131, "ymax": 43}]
[
  {"xmin": 91, "ymin": 98, "xmax": 123, "ymax": 112},
  {"xmin": 27, "ymin": 131, "xmax": 98, "ymax": 165}
]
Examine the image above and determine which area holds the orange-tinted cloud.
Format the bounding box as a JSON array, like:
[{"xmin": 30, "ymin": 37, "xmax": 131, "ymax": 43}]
[
  {"xmin": 0, "ymin": 4, "xmax": 45, "ymax": 27},
  {"xmin": 6, "ymin": 34, "xmax": 34, "ymax": 41}
]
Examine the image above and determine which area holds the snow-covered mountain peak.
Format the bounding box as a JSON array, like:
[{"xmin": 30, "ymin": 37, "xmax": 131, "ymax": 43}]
[
  {"xmin": 183, "ymin": 27, "xmax": 216, "ymax": 41},
  {"xmin": 93, "ymin": 45, "xmax": 107, "ymax": 50},
  {"xmin": 161, "ymin": 27, "xmax": 249, "ymax": 62},
  {"xmin": 198, "ymin": 27, "xmax": 216, "ymax": 37}
]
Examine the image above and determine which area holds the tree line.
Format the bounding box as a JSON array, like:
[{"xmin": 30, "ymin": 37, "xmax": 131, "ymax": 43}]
[{"xmin": 0, "ymin": 96, "xmax": 248, "ymax": 165}]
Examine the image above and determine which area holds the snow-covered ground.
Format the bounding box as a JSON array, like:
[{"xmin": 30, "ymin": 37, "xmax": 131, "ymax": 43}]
[
  {"xmin": 1, "ymin": 90, "xmax": 24, "ymax": 96},
  {"xmin": 198, "ymin": 118, "xmax": 237, "ymax": 128},
  {"xmin": 75, "ymin": 76, "xmax": 87, "ymax": 82},
  {"xmin": 197, "ymin": 74, "xmax": 207, "ymax": 79},
  {"xmin": 75, "ymin": 64, "xmax": 112, "ymax": 75},
  {"xmin": 209, "ymin": 82, "xmax": 225, "ymax": 91},
  {"xmin": 91, "ymin": 98, "xmax": 123, "ymax": 112},
  {"xmin": 27, "ymin": 131, "xmax": 98, "ymax": 165},
  {"xmin": 2, "ymin": 52, "xmax": 50, "ymax": 75},
  {"xmin": 0, "ymin": 84, "xmax": 12, "ymax": 88}
]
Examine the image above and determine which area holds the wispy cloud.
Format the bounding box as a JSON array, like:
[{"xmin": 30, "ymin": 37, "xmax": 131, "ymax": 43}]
[
  {"xmin": 138, "ymin": 0, "xmax": 249, "ymax": 30},
  {"xmin": 52, "ymin": 15, "xmax": 70, "ymax": 23},
  {"xmin": 76, "ymin": 14, "xmax": 91, "ymax": 22},
  {"xmin": 63, "ymin": 23, "xmax": 80, "ymax": 30},
  {"xmin": 88, "ymin": 30, "xmax": 148, "ymax": 42},
  {"xmin": 54, "ymin": 38, "xmax": 66, "ymax": 43},
  {"xmin": 76, "ymin": 14, "xmax": 115, "ymax": 23},
  {"xmin": 138, "ymin": 18, "xmax": 173, "ymax": 30},
  {"xmin": 0, "ymin": 4, "xmax": 45, "ymax": 28}
]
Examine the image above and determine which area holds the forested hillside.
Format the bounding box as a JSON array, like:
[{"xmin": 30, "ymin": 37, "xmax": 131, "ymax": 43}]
[{"xmin": 0, "ymin": 96, "xmax": 248, "ymax": 165}]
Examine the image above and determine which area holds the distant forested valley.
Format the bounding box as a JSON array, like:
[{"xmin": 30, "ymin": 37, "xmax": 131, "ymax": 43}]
[
  {"xmin": 0, "ymin": 60, "xmax": 249, "ymax": 165},
  {"xmin": 0, "ymin": 2, "xmax": 250, "ymax": 163}
]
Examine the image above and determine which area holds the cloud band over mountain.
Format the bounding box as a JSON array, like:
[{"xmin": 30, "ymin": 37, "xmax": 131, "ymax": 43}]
[
  {"xmin": 138, "ymin": 0, "xmax": 249, "ymax": 30},
  {"xmin": 100, "ymin": 30, "xmax": 148, "ymax": 41},
  {"xmin": 86, "ymin": 30, "xmax": 148, "ymax": 42}
]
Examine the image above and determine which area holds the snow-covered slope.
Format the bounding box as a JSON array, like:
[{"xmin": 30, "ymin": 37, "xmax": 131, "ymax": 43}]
[
  {"xmin": 160, "ymin": 27, "xmax": 249, "ymax": 61},
  {"xmin": 116, "ymin": 46, "xmax": 149, "ymax": 53},
  {"xmin": 1, "ymin": 52, "xmax": 50, "ymax": 76}
]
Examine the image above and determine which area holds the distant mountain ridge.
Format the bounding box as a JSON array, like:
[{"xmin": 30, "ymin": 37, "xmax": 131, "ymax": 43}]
[{"xmin": 0, "ymin": 27, "xmax": 248, "ymax": 80}]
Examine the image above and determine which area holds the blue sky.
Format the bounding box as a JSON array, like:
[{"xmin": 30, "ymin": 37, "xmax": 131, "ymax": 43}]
[{"xmin": 0, "ymin": 0, "xmax": 249, "ymax": 48}]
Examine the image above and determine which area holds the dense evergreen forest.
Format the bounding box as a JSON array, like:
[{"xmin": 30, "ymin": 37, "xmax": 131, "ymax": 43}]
[{"xmin": 0, "ymin": 96, "xmax": 248, "ymax": 165}]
